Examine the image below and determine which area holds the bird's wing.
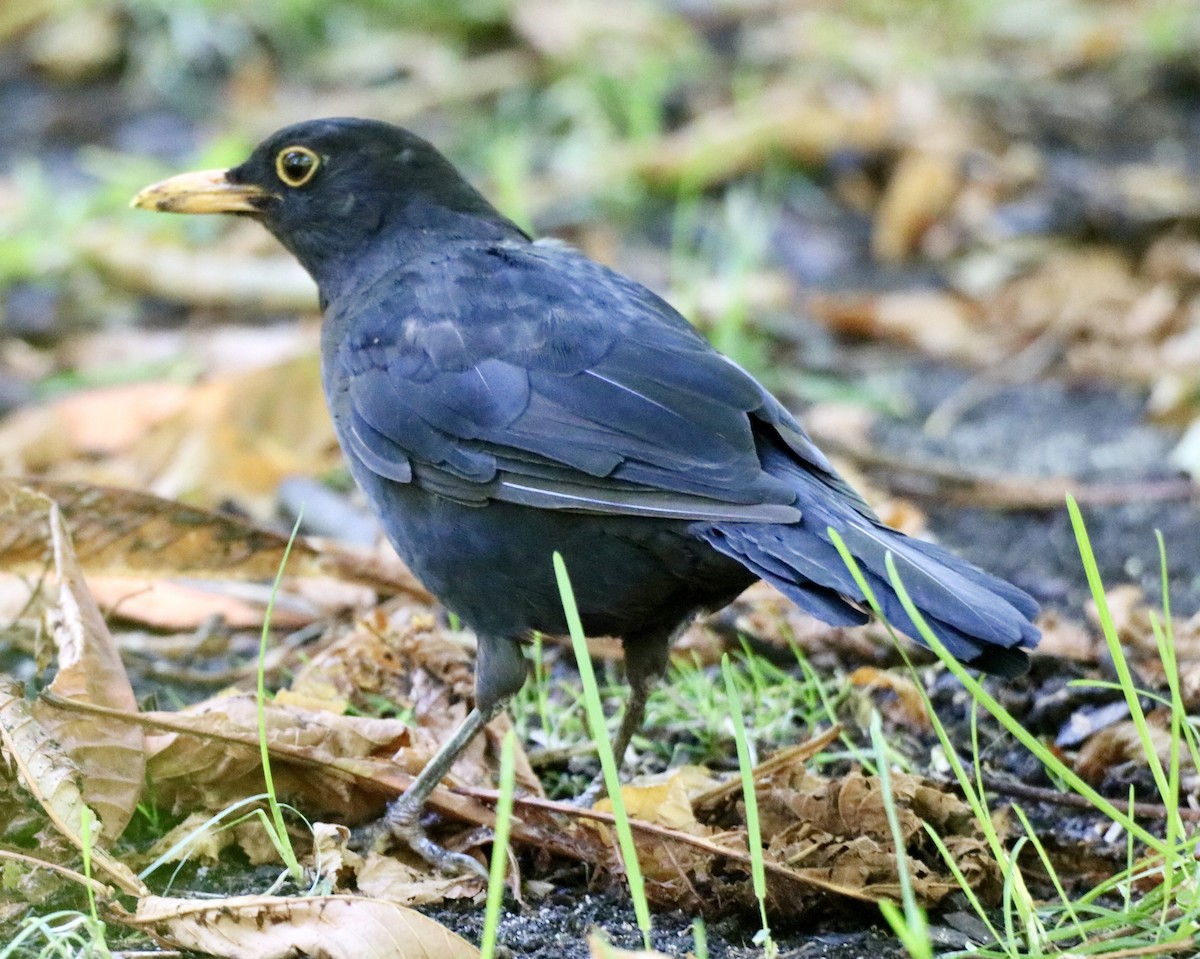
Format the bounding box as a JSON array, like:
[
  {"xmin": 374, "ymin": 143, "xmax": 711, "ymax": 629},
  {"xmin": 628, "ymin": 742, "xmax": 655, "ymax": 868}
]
[{"xmin": 330, "ymin": 239, "xmax": 864, "ymax": 523}]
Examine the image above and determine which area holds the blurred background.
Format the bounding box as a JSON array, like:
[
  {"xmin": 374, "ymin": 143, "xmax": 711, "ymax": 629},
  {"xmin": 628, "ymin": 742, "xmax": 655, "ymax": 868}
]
[{"xmin": 2, "ymin": 0, "xmax": 1200, "ymax": 608}]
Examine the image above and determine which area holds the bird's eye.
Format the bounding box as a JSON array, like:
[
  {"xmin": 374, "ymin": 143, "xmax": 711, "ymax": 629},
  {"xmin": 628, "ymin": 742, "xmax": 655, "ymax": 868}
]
[{"xmin": 275, "ymin": 146, "xmax": 320, "ymax": 187}]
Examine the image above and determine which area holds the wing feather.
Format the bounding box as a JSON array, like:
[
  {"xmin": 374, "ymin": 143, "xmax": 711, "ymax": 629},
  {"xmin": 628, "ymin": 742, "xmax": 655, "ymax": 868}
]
[{"xmin": 329, "ymin": 239, "xmax": 843, "ymax": 522}]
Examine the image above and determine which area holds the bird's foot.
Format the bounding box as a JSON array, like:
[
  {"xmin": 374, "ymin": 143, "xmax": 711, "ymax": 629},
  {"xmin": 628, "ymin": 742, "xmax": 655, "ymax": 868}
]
[{"xmin": 372, "ymin": 796, "xmax": 489, "ymax": 879}]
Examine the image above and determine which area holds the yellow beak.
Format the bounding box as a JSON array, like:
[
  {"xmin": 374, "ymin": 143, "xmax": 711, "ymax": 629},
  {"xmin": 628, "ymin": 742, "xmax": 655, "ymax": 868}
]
[{"xmin": 130, "ymin": 169, "xmax": 273, "ymax": 214}]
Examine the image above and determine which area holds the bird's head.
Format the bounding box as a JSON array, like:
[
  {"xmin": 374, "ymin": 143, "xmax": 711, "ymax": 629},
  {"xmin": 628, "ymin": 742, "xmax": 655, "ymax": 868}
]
[{"xmin": 131, "ymin": 117, "xmax": 522, "ymax": 290}]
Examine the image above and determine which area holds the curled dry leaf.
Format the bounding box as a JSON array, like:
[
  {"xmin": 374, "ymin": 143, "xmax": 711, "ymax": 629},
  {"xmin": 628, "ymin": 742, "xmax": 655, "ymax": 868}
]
[
  {"xmin": 143, "ymin": 810, "xmax": 239, "ymax": 866},
  {"xmin": 603, "ymin": 746, "xmax": 1000, "ymax": 918},
  {"xmin": 0, "ymin": 481, "xmax": 147, "ymax": 843},
  {"xmin": 1, "ymin": 477, "xmax": 429, "ymax": 598},
  {"xmin": 873, "ymin": 147, "xmax": 964, "ymax": 263},
  {"xmin": 125, "ymin": 893, "xmax": 478, "ymax": 959},
  {"xmin": 354, "ymin": 851, "xmax": 483, "ymax": 905},
  {"xmin": 807, "ymin": 290, "xmax": 996, "ymax": 363},
  {"xmin": 1074, "ymin": 714, "xmax": 1178, "ymax": 786},
  {"xmin": 291, "ymin": 606, "xmax": 542, "ymax": 798},
  {"xmin": 848, "ymin": 666, "xmax": 931, "ymax": 732},
  {"xmin": 0, "ymin": 676, "xmax": 145, "ymax": 896},
  {"xmin": 144, "ymin": 693, "xmax": 421, "ymax": 822}
]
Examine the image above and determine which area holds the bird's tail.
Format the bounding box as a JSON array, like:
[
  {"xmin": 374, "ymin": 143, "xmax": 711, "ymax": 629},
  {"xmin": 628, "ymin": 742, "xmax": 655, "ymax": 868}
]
[{"xmin": 700, "ymin": 473, "xmax": 1039, "ymax": 677}]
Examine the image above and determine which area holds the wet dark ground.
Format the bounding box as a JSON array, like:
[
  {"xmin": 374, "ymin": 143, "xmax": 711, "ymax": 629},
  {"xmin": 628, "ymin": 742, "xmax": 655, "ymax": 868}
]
[
  {"xmin": 874, "ymin": 362, "xmax": 1199, "ymax": 617},
  {"xmin": 427, "ymin": 889, "xmax": 912, "ymax": 959}
]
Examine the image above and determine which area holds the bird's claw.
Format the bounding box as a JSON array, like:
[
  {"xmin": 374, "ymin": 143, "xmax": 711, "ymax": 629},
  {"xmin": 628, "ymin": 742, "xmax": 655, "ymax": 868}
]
[{"xmin": 382, "ymin": 796, "xmax": 490, "ymax": 880}]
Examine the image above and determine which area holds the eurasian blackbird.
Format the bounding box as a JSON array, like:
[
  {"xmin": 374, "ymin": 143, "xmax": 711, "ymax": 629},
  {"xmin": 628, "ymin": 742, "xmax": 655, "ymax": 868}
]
[{"xmin": 132, "ymin": 117, "xmax": 1039, "ymax": 872}]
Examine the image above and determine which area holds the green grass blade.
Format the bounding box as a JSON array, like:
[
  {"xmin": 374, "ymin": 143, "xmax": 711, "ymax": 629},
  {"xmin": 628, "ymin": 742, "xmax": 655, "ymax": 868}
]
[
  {"xmin": 721, "ymin": 654, "xmax": 774, "ymax": 957},
  {"xmin": 480, "ymin": 728, "xmax": 517, "ymax": 959},
  {"xmin": 869, "ymin": 711, "xmax": 932, "ymax": 959},
  {"xmin": 1067, "ymin": 497, "xmax": 1173, "ymax": 811},
  {"xmin": 553, "ymin": 552, "xmax": 652, "ymax": 949},
  {"xmin": 256, "ymin": 512, "xmax": 305, "ymax": 883}
]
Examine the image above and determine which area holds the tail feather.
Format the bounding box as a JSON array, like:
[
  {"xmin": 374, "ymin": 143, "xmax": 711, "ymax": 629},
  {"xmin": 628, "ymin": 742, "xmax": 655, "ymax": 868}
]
[{"xmin": 700, "ymin": 491, "xmax": 1039, "ymax": 675}]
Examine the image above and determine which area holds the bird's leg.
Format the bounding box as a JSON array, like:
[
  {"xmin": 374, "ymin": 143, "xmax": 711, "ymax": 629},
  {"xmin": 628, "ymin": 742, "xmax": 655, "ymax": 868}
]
[
  {"xmin": 574, "ymin": 671, "xmax": 655, "ymax": 807},
  {"xmin": 381, "ymin": 702, "xmax": 500, "ymax": 877},
  {"xmin": 379, "ymin": 632, "xmax": 528, "ymax": 874},
  {"xmin": 576, "ymin": 631, "xmax": 671, "ymax": 807}
]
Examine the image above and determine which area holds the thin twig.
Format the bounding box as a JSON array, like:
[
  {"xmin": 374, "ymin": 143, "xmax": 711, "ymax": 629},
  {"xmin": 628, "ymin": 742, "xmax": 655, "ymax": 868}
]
[{"xmin": 983, "ymin": 774, "xmax": 1200, "ymax": 823}]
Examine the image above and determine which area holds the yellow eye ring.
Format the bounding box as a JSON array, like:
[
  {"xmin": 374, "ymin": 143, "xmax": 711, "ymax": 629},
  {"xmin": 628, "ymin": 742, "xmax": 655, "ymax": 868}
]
[{"xmin": 275, "ymin": 146, "xmax": 320, "ymax": 187}]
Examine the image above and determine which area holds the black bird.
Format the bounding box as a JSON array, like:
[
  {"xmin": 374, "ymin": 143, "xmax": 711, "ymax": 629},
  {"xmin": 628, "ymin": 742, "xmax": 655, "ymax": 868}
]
[{"xmin": 132, "ymin": 117, "xmax": 1039, "ymax": 872}]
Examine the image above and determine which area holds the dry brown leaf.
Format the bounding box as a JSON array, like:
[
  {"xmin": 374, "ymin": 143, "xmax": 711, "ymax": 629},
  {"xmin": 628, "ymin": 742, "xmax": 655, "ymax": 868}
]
[
  {"xmin": 1, "ymin": 478, "xmax": 428, "ymax": 599},
  {"xmin": 848, "ymin": 667, "xmax": 931, "ymax": 731},
  {"xmin": 132, "ymin": 355, "xmax": 337, "ymax": 512},
  {"xmin": 3, "ymin": 483, "xmax": 146, "ymax": 843},
  {"xmin": 291, "ymin": 607, "xmax": 542, "ymax": 799},
  {"xmin": 1088, "ymin": 585, "xmax": 1161, "ymax": 658},
  {"xmin": 760, "ymin": 769, "xmax": 995, "ymax": 905},
  {"xmin": 600, "ymin": 767, "xmax": 719, "ymax": 837},
  {"xmin": 311, "ymin": 821, "xmax": 356, "ymax": 888},
  {"xmin": 873, "ymin": 148, "xmax": 963, "ymax": 263},
  {"xmin": 547, "ymin": 729, "xmax": 985, "ymax": 917},
  {"xmin": 355, "ymin": 851, "xmax": 483, "ymax": 905},
  {"xmin": 808, "ymin": 290, "xmax": 996, "ymax": 362},
  {"xmin": 0, "ymin": 676, "xmax": 145, "ymax": 896},
  {"xmin": 82, "ymin": 576, "xmax": 316, "ymax": 631},
  {"xmin": 124, "ymin": 893, "xmax": 478, "ymax": 959},
  {"xmin": 685, "ymin": 758, "xmax": 997, "ymax": 915},
  {"xmin": 144, "ymin": 693, "xmax": 419, "ymax": 822},
  {"xmin": 1033, "ymin": 608, "xmax": 1096, "ymax": 661},
  {"xmin": 2, "ymin": 382, "xmax": 190, "ymax": 462},
  {"xmin": 3, "ymin": 478, "xmax": 316, "ymax": 580},
  {"xmin": 0, "ymin": 358, "xmax": 339, "ymax": 515},
  {"xmin": 1074, "ymin": 715, "xmax": 1177, "ymax": 785},
  {"xmin": 143, "ymin": 811, "xmax": 239, "ymax": 866}
]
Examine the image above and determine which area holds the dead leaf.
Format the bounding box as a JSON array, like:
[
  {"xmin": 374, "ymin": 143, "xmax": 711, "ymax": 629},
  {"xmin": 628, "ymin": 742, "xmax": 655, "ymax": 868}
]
[
  {"xmin": 144, "ymin": 693, "xmax": 419, "ymax": 822},
  {"xmin": 355, "ymin": 852, "xmax": 482, "ymax": 905},
  {"xmin": 0, "ymin": 676, "xmax": 145, "ymax": 896},
  {"xmin": 123, "ymin": 893, "xmax": 478, "ymax": 959},
  {"xmin": 23, "ymin": 382, "xmax": 190, "ymax": 459},
  {"xmin": 848, "ymin": 667, "xmax": 931, "ymax": 731},
  {"xmin": 599, "ymin": 767, "xmax": 719, "ymax": 837},
  {"xmin": 874, "ymin": 147, "xmax": 963, "ymax": 262},
  {"xmin": 1033, "ymin": 608, "xmax": 1096, "ymax": 661},
  {"xmin": 808, "ymin": 290, "xmax": 996, "ymax": 362},
  {"xmin": 1074, "ymin": 715, "xmax": 1176, "ymax": 785},
  {"xmin": 4, "ymin": 484, "xmax": 146, "ymax": 843},
  {"xmin": 143, "ymin": 811, "xmax": 238, "ymax": 866},
  {"xmin": 311, "ymin": 821, "xmax": 355, "ymax": 888},
  {"xmin": 1, "ymin": 478, "xmax": 428, "ymax": 599},
  {"xmin": 291, "ymin": 607, "xmax": 541, "ymax": 799},
  {"xmin": 82, "ymin": 576, "xmax": 316, "ymax": 631}
]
